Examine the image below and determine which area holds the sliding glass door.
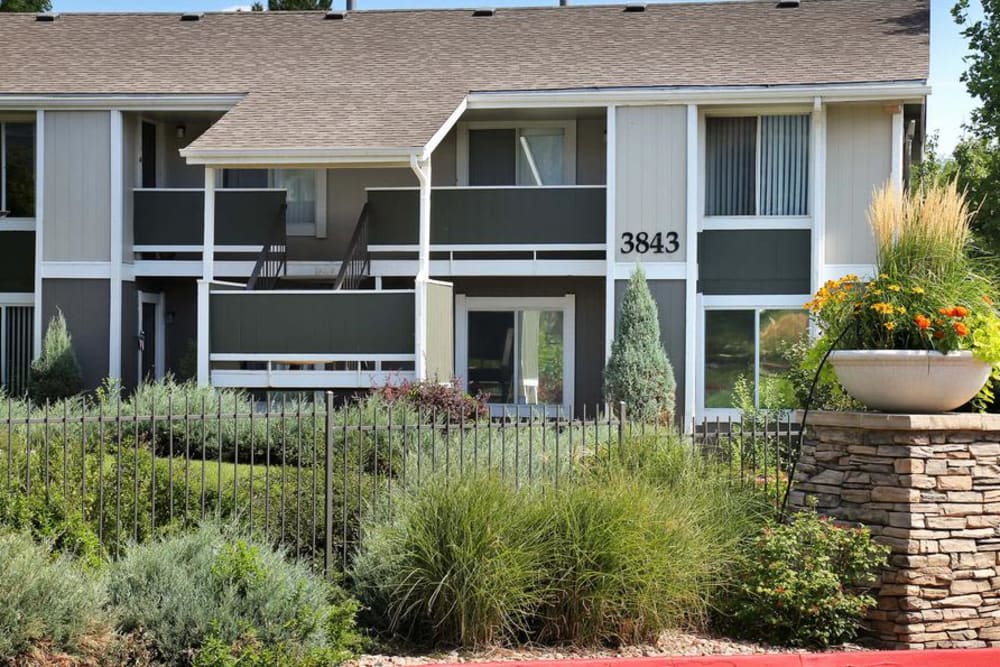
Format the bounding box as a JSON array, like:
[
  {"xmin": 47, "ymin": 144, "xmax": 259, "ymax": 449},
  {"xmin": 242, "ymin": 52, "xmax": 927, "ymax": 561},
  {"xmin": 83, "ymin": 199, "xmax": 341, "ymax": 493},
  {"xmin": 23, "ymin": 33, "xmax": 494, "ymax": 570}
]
[{"xmin": 458, "ymin": 296, "xmax": 575, "ymax": 414}]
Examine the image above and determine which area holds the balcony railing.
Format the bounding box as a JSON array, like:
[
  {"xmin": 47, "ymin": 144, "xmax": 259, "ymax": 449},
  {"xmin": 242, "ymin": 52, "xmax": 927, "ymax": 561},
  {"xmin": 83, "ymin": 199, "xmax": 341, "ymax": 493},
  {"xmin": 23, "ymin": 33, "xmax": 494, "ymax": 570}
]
[
  {"xmin": 365, "ymin": 186, "xmax": 606, "ymax": 249},
  {"xmin": 133, "ymin": 188, "xmax": 286, "ymax": 249},
  {"xmin": 208, "ymin": 288, "xmax": 417, "ymax": 388}
]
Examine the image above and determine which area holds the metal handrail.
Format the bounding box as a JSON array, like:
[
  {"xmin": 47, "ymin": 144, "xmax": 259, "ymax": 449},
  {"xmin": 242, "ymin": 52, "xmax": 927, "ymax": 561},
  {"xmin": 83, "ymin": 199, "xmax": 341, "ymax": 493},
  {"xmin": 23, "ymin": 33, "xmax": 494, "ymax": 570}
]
[
  {"xmin": 333, "ymin": 203, "xmax": 370, "ymax": 291},
  {"xmin": 246, "ymin": 204, "xmax": 288, "ymax": 291}
]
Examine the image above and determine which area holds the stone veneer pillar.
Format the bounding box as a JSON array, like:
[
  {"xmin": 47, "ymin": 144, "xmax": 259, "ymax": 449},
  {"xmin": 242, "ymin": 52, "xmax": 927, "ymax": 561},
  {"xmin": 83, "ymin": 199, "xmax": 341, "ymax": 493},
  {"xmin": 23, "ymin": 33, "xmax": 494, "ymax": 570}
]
[{"xmin": 790, "ymin": 411, "xmax": 1000, "ymax": 649}]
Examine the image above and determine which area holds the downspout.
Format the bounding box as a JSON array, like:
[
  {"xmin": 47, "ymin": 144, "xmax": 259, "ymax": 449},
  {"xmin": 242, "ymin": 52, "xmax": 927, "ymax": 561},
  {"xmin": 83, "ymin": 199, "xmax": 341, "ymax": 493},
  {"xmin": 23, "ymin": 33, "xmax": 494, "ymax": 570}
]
[{"xmin": 410, "ymin": 153, "xmax": 432, "ymax": 381}]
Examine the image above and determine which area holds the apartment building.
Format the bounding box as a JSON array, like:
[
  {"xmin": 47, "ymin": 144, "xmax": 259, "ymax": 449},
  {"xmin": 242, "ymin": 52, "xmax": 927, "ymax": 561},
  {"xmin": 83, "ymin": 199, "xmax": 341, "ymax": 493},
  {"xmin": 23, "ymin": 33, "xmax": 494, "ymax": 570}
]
[{"xmin": 0, "ymin": 0, "xmax": 929, "ymax": 422}]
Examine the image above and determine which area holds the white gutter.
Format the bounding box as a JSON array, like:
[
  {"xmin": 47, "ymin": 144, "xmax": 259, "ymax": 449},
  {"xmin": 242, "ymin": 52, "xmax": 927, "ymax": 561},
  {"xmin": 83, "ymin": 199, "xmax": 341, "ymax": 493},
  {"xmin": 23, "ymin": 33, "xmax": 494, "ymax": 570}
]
[
  {"xmin": 467, "ymin": 81, "xmax": 931, "ymax": 109},
  {"xmin": 420, "ymin": 97, "xmax": 468, "ymax": 161},
  {"xmin": 181, "ymin": 145, "xmax": 421, "ymax": 167},
  {"xmin": 0, "ymin": 93, "xmax": 244, "ymax": 111}
]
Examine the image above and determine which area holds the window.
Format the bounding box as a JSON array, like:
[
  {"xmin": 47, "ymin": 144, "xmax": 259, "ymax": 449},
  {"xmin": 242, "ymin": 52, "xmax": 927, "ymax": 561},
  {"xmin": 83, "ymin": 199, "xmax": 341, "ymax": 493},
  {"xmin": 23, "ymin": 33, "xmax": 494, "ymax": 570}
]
[
  {"xmin": 457, "ymin": 296, "xmax": 575, "ymax": 413},
  {"xmin": 1, "ymin": 304, "xmax": 33, "ymax": 395},
  {"xmin": 270, "ymin": 169, "xmax": 327, "ymax": 236},
  {"xmin": 705, "ymin": 115, "xmax": 809, "ymax": 217},
  {"xmin": 460, "ymin": 121, "xmax": 576, "ymax": 186},
  {"xmin": 704, "ymin": 308, "xmax": 808, "ymax": 410},
  {"xmin": 0, "ymin": 121, "xmax": 35, "ymax": 221}
]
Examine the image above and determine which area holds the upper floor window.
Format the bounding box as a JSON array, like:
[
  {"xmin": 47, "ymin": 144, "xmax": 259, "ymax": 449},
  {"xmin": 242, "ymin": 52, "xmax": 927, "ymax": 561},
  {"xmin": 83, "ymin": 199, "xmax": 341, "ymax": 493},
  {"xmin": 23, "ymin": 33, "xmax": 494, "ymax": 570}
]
[
  {"xmin": 705, "ymin": 114, "xmax": 809, "ymax": 217},
  {"xmin": 0, "ymin": 121, "xmax": 35, "ymax": 220},
  {"xmin": 459, "ymin": 121, "xmax": 576, "ymax": 186}
]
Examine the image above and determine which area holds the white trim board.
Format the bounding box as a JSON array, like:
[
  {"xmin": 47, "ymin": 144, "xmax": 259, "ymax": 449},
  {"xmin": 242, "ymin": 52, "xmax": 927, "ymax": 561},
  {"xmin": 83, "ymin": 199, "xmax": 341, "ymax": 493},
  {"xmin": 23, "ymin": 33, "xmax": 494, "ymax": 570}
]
[
  {"xmin": 466, "ymin": 82, "xmax": 930, "ymax": 109},
  {"xmin": 613, "ymin": 262, "xmax": 686, "ymax": 281},
  {"xmin": 211, "ymin": 369, "xmax": 415, "ymax": 389},
  {"xmin": 32, "ymin": 109, "xmax": 43, "ymax": 358},
  {"xmin": 701, "ymin": 216, "xmax": 812, "ymax": 231},
  {"xmin": 211, "ymin": 353, "xmax": 415, "ymax": 363},
  {"xmin": 40, "ymin": 262, "xmax": 113, "ymax": 279},
  {"xmin": 371, "ymin": 259, "xmax": 606, "ymax": 278},
  {"xmin": 0, "ymin": 93, "xmax": 244, "ymax": 111},
  {"xmin": 0, "ymin": 293, "xmax": 34, "ymax": 306},
  {"xmin": 137, "ymin": 290, "xmax": 166, "ymax": 385}
]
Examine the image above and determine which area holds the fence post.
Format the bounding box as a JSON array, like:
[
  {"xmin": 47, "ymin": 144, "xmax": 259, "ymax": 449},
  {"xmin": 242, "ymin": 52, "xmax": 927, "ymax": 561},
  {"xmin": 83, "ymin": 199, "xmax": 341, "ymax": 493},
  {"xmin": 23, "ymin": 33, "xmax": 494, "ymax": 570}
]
[
  {"xmin": 324, "ymin": 391, "xmax": 334, "ymax": 577},
  {"xmin": 618, "ymin": 401, "xmax": 626, "ymax": 461}
]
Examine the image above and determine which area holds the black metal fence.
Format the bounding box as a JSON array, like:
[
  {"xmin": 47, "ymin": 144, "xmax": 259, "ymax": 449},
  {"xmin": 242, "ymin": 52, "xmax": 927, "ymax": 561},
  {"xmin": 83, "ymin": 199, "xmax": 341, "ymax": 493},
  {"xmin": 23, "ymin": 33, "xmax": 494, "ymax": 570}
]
[{"xmin": 0, "ymin": 393, "xmax": 799, "ymax": 574}]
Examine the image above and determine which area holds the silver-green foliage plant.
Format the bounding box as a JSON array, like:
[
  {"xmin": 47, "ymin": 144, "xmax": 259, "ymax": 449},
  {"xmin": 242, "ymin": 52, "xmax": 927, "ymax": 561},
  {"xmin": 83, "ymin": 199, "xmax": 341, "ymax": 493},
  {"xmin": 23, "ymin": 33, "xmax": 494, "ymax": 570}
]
[
  {"xmin": 28, "ymin": 309, "xmax": 83, "ymax": 404},
  {"xmin": 604, "ymin": 266, "xmax": 676, "ymax": 424},
  {"xmin": 0, "ymin": 531, "xmax": 108, "ymax": 658},
  {"xmin": 108, "ymin": 522, "xmax": 361, "ymax": 665}
]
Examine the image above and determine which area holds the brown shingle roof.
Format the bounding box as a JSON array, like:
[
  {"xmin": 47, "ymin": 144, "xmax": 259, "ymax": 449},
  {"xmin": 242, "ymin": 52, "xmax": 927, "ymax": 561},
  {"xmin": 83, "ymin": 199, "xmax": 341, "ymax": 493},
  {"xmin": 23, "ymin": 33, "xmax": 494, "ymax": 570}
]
[{"xmin": 0, "ymin": 1, "xmax": 929, "ymax": 153}]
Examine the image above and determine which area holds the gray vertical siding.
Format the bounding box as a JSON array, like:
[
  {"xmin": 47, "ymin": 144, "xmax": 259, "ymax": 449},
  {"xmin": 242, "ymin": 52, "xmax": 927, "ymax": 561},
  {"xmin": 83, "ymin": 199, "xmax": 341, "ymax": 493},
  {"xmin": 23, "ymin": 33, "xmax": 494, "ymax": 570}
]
[
  {"xmin": 825, "ymin": 104, "xmax": 892, "ymax": 265},
  {"xmin": 43, "ymin": 111, "xmax": 111, "ymax": 262},
  {"xmin": 41, "ymin": 279, "xmax": 110, "ymax": 389},
  {"xmin": 163, "ymin": 120, "xmax": 212, "ymax": 188},
  {"xmin": 287, "ymin": 167, "xmax": 416, "ymax": 263},
  {"xmin": 121, "ymin": 113, "xmax": 138, "ymax": 263},
  {"xmin": 614, "ymin": 279, "xmax": 686, "ymax": 425},
  {"xmin": 121, "ymin": 281, "xmax": 137, "ymax": 392},
  {"xmin": 576, "ymin": 117, "xmax": 607, "ymax": 186},
  {"xmin": 431, "ymin": 128, "xmax": 457, "ymax": 186},
  {"xmin": 449, "ymin": 277, "xmax": 605, "ymax": 413},
  {"xmin": 615, "ymin": 106, "xmax": 687, "ymax": 262}
]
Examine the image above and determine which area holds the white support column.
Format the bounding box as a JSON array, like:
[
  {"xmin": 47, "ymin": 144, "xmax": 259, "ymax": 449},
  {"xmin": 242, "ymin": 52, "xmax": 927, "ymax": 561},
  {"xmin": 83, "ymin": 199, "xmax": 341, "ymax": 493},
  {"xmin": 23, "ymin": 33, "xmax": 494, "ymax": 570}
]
[
  {"xmin": 604, "ymin": 105, "xmax": 617, "ymax": 361},
  {"xmin": 811, "ymin": 97, "xmax": 827, "ymax": 295},
  {"xmin": 203, "ymin": 166, "xmax": 216, "ymax": 282},
  {"xmin": 684, "ymin": 104, "xmax": 698, "ymax": 430},
  {"xmin": 196, "ymin": 279, "xmax": 210, "ymax": 387},
  {"xmin": 890, "ymin": 105, "xmax": 905, "ymax": 194},
  {"xmin": 410, "ymin": 155, "xmax": 431, "ymax": 381},
  {"xmin": 197, "ymin": 166, "xmax": 216, "ymax": 387},
  {"xmin": 109, "ymin": 109, "xmax": 123, "ymax": 380},
  {"xmin": 33, "ymin": 110, "xmax": 44, "ymax": 359}
]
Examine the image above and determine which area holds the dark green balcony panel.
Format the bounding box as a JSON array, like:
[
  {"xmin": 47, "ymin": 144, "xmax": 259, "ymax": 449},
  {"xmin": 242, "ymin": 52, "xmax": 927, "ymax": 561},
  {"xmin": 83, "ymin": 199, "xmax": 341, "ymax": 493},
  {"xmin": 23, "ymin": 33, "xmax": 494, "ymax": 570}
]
[
  {"xmin": 133, "ymin": 189, "xmax": 286, "ymax": 247},
  {"xmin": 210, "ymin": 291, "xmax": 415, "ymax": 355},
  {"xmin": 698, "ymin": 230, "xmax": 811, "ymax": 295},
  {"xmin": 367, "ymin": 187, "xmax": 606, "ymax": 246},
  {"xmin": 0, "ymin": 231, "xmax": 35, "ymax": 292}
]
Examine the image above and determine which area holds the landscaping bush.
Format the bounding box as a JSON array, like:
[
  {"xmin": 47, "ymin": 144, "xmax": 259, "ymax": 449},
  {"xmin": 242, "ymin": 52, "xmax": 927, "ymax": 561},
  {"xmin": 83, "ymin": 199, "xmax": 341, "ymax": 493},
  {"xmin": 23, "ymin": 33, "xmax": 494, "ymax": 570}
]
[
  {"xmin": 352, "ymin": 441, "xmax": 770, "ymax": 648},
  {"xmin": 378, "ymin": 378, "xmax": 488, "ymax": 422},
  {"xmin": 28, "ymin": 309, "xmax": 83, "ymax": 404},
  {"xmin": 720, "ymin": 504, "xmax": 889, "ymax": 648},
  {"xmin": 108, "ymin": 522, "xmax": 361, "ymax": 665},
  {"xmin": 351, "ymin": 473, "xmax": 546, "ymax": 647},
  {"xmin": 0, "ymin": 530, "xmax": 108, "ymax": 659},
  {"xmin": 604, "ymin": 266, "xmax": 676, "ymax": 424}
]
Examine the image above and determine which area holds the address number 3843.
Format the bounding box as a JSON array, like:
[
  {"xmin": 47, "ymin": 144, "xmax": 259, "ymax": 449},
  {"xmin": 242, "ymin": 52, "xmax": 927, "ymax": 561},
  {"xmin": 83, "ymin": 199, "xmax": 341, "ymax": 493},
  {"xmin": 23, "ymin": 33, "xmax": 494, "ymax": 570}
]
[{"xmin": 620, "ymin": 231, "xmax": 679, "ymax": 255}]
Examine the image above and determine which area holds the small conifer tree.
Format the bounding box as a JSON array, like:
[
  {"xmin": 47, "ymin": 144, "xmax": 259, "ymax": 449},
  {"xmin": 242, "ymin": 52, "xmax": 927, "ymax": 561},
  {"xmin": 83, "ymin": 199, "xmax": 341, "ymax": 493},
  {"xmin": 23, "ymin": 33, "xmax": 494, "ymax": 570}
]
[
  {"xmin": 604, "ymin": 266, "xmax": 676, "ymax": 424},
  {"xmin": 29, "ymin": 310, "xmax": 83, "ymax": 404}
]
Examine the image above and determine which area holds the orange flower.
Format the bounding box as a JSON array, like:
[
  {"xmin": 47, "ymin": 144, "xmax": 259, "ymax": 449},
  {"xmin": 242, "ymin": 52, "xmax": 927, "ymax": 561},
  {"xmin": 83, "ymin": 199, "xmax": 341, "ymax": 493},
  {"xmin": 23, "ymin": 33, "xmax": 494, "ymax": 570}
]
[
  {"xmin": 954, "ymin": 322, "xmax": 969, "ymax": 337},
  {"xmin": 914, "ymin": 314, "xmax": 931, "ymax": 330},
  {"xmin": 939, "ymin": 307, "xmax": 952, "ymax": 316},
  {"xmin": 984, "ymin": 294, "xmax": 994, "ymax": 306},
  {"xmin": 952, "ymin": 306, "xmax": 969, "ymax": 318},
  {"xmin": 934, "ymin": 330, "xmax": 946, "ymax": 340}
]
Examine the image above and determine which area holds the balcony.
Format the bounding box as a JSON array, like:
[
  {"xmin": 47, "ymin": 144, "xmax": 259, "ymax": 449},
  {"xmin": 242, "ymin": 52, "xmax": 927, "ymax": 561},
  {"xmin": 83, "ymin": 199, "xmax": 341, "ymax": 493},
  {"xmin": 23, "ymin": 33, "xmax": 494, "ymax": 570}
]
[
  {"xmin": 207, "ymin": 282, "xmax": 453, "ymax": 389},
  {"xmin": 365, "ymin": 186, "xmax": 606, "ymax": 276},
  {"xmin": 132, "ymin": 188, "xmax": 286, "ymax": 275}
]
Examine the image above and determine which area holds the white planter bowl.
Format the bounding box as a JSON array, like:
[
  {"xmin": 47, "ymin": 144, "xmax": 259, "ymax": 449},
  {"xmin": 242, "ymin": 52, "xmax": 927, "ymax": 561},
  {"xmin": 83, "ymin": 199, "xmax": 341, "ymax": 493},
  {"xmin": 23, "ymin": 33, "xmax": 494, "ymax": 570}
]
[{"xmin": 829, "ymin": 350, "xmax": 992, "ymax": 413}]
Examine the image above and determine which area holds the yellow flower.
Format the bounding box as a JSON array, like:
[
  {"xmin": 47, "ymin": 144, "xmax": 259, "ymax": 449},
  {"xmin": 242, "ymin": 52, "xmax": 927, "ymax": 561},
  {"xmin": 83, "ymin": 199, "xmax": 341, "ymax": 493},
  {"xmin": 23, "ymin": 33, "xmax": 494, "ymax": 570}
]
[
  {"xmin": 888, "ymin": 284, "xmax": 902, "ymax": 292},
  {"xmin": 880, "ymin": 273, "xmax": 889, "ymax": 280},
  {"xmin": 896, "ymin": 305, "xmax": 907, "ymax": 315},
  {"xmin": 884, "ymin": 321, "xmax": 896, "ymax": 331},
  {"xmin": 871, "ymin": 302, "xmax": 894, "ymax": 315},
  {"xmin": 873, "ymin": 289, "xmax": 884, "ymax": 296},
  {"xmin": 911, "ymin": 287, "xmax": 925, "ymax": 295}
]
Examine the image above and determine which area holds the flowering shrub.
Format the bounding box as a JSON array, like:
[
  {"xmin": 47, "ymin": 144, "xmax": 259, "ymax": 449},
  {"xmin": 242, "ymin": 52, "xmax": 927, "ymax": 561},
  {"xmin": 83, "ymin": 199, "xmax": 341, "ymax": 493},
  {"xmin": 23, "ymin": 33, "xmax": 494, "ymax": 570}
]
[
  {"xmin": 805, "ymin": 273, "xmax": 1000, "ymax": 357},
  {"xmin": 378, "ymin": 378, "xmax": 488, "ymax": 422},
  {"xmin": 721, "ymin": 504, "xmax": 889, "ymax": 648},
  {"xmin": 803, "ymin": 179, "xmax": 1000, "ymax": 406}
]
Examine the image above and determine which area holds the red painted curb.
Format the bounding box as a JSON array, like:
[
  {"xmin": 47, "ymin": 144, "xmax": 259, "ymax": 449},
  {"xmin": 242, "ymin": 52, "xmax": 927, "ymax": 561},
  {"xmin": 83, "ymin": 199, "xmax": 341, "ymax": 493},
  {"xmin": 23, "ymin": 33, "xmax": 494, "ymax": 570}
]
[{"xmin": 427, "ymin": 648, "xmax": 1000, "ymax": 667}]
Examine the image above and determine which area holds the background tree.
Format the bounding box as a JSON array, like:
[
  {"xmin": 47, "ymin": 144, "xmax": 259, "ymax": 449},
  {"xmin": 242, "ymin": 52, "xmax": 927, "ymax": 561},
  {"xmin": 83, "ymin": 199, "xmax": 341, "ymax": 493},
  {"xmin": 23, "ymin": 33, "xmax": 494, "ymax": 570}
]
[
  {"xmin": 29, "ymin": 310, "xmax": 83, "ymax": 404},
  {"xmin": 0, "ymin": 0, "xmax": 52, "ymax": 11},
  {"xmin": 603, "ymin": 266, "xmax": 676, "ymax": 424},
  {"xmin": 252, "ymin": 0, "xmax": 333, "ymax": 9}
]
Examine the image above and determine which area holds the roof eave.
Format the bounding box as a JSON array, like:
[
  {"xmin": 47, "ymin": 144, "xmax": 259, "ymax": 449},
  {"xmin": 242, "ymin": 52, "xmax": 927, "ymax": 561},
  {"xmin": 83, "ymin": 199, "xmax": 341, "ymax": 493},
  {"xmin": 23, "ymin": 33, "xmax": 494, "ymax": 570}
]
[{"xmin": 179, "ymin": 145, "xmax": 421, "ymax": 168}]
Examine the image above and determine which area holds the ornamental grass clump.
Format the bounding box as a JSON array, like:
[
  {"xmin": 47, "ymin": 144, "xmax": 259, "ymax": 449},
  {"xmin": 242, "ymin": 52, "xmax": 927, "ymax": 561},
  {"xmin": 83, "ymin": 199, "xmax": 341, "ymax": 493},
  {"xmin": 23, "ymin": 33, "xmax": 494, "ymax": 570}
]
[{"xmin": 805, "ymin": 179, "xmax": 1000, "ymax": 403}]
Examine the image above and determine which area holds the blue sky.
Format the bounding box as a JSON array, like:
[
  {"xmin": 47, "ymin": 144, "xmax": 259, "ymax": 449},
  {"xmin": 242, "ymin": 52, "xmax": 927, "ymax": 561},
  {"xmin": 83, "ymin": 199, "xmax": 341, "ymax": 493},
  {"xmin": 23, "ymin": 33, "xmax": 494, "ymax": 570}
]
[{"xmin": 50, "ymin": 0, "xmax": 978, "ymax": 156}]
